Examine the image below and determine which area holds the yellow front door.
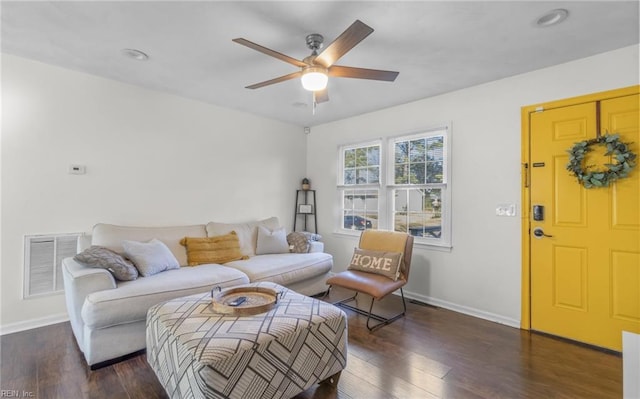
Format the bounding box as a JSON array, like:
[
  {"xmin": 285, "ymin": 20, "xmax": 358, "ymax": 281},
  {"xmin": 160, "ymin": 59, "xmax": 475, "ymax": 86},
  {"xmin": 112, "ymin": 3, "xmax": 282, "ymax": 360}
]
[{"xmin": 529, "ymin": 92, "xmax": 639, "ymax": 351}]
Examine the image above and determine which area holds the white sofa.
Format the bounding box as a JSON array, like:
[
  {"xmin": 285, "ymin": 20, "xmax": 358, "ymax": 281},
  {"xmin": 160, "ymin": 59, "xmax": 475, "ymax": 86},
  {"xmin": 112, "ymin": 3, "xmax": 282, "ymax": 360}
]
[{"xmin": 62, "ymin": 218, "xmax": 332, "ymax": 368}]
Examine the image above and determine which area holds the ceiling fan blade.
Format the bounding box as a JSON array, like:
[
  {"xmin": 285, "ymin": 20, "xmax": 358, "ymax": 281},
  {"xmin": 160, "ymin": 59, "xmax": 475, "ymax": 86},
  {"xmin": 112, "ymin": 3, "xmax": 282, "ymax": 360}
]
[
  {"xmin": 315, "ymin": 88, "xmax": 329, "ymax": 103},
  {"xmin": 329, "ymin": 65, "xmax": 399, "ymax": 81},
  {"xmin": 233, "ymin": 38, "xmax": 307, "ymax": 68},
  {"xmin": 314, "ymin": 20, "xmax": 374, "ymax": 68},
  {"xmin": 245, "ymin": 71, "xmax": 302, "ymax": 89}
]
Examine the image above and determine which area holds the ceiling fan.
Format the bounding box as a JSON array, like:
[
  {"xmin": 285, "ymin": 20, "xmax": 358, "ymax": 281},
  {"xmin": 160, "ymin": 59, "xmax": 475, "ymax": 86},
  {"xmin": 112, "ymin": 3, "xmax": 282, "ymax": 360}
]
[{"xmin": 232, "ymin": 20, "xmax": 399, "ymax": 104}]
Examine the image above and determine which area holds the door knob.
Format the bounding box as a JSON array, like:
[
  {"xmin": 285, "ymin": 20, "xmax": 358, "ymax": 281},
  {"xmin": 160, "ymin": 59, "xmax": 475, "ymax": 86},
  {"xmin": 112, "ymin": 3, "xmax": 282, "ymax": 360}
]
[{"xmin": 533, "ymin": 227, "xmax": 553, "ymax": 238}]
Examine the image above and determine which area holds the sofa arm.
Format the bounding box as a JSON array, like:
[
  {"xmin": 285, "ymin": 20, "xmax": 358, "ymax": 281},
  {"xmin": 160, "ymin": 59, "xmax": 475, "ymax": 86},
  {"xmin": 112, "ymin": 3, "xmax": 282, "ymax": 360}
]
[
  {"xmin": 309, "ymin": 241, "xmax": 324, "ymax": 253},
  {"xmin": 62, "ymin": 257, "xmax": 116, "ymax": 349}
]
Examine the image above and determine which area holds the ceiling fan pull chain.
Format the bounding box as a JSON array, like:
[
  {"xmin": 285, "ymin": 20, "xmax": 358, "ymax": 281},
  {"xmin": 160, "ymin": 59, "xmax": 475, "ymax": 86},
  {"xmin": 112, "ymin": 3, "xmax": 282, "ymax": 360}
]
[{"xmin": 312, "ymin": 92, "xmax": 317, "ymax": 115}]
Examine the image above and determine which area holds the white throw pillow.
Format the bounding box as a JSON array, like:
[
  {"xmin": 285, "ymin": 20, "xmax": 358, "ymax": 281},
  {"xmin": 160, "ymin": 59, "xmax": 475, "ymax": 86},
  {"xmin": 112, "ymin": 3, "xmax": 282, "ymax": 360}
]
[
  {"xmin": 206, "ymin": 217, "xmax": 279, "ymax": 257},
  {"xmin": 255, "ymin": 226, "xmax": 290, "ymax": 255},
  {"xmin": 122, "ymin": 238, "xmax": 180, "ymax": 277}
]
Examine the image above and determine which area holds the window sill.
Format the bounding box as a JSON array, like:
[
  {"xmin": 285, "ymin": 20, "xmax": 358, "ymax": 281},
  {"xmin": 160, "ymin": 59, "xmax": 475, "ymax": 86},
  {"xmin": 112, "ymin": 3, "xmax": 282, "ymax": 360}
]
[
  {"xmin": 413, "ymin": 240, "xmax": 452, "ymax": 252},
  {"xmin": 332, "ymin": 230, "xmax": 364, "ymax": 239},
  {"xmin": 332, "ymin": 230, "xmax": 453, "ymax": 252}
]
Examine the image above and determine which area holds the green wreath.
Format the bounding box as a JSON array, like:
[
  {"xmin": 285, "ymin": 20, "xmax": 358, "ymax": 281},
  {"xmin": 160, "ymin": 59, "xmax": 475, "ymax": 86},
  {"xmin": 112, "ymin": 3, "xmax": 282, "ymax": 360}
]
[{"xmin": 566, "ymin": 133, "xmax": 637, "ymax": 188}]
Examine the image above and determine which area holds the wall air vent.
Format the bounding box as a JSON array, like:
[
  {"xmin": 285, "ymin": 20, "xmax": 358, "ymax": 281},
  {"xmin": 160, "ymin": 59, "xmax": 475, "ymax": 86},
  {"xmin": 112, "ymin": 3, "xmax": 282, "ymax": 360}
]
[{"xmin": 23, "ymin": 233, "xmax": 81, "ymax": 298}]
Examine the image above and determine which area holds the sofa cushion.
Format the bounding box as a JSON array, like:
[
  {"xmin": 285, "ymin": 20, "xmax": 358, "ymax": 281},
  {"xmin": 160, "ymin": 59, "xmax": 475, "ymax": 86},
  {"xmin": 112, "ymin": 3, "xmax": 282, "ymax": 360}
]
[
  {"xmin": 180, "ymin": 232, "xmax": 246, "ymax": 266},
  {"xmin": 81, "ymin": 264, "xmax": 249, "ymax": 329},
  {"xmin": 206, "ymin": 217, "xmax": 279, "ymax": 257},
  {"xmin": 74, "ymin": 246, "xmax": 139, "ymax": 281},
  {"xmin": 91, "ymin": 223, "xmax": 206, "ymax": 266},
  {"xmin": 122, "ymin": 239, "xmax": 180, "ymax": 277},
  {"xmin": 255, "ymin": 226, "xmax": 289, "ymax": 255},
  {"xmin": 224, "ymin": 252, "xmax": 333, "ymax": 286}
]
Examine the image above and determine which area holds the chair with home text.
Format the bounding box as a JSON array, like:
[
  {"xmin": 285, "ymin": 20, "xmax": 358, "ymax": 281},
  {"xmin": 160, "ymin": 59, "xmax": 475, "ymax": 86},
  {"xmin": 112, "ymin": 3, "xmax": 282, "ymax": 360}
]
[{"xmin": 325, "ymin": 229, "xmax": 414, "ymax": 331}]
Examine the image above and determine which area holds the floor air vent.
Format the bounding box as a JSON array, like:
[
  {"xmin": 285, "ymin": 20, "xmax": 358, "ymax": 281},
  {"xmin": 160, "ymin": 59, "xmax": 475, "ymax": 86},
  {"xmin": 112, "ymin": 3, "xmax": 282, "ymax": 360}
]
[{"xmin": 24, "ymin": 233, "xmax": 81, "ymax": 298}]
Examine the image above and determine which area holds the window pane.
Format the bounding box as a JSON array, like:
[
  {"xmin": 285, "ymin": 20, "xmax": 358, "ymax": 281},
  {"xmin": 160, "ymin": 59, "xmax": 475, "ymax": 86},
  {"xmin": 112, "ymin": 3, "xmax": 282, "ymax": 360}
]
[
  {"xmin": 342, "ymin": 189, "xmax": 378, "ymax": 230},
  {"xmin": 409, "ymin": 139, "xmax": 426, "ymax": 162},
  {"xmin": 362, "ymin": 190, "xmax": 379, "ymax": 211},
  {"xmin": 427, "ymin": 161, "xmax": 443, "ymax": 183},
  {"xmin": 343, "ymin": 190, "xmax": 355, "ymax": 209},
  {"xmin": 393, "ymin": 188, "xmax": 442, "ymax": 239},
  {"xmin": 343, "ymin": 144, "xmax": 381, "ymax": 186},
  {"xmin": 395, "ymin": 133, "xmax": 446, "ymax": 188},
  {"xmin": 395, "ymin": 164, "xmax": 409, "ymax": 184},
  {"xmin": 393, "ymin": 190, "xmax": 408, "ymax": 232},
  {"xmin": 365, "ymin": 212, "xmax": 379, "ymax": 229},
  {"xmin": 356, "ymin": 168, "xmax": 368, "ymax": 184},
  {"xmin": 356, "ymin": 148, "xmax": 368, "ymax": 167},
  {"xmin": 394, "ymin": 189, "xmax": 408, "ymax": 212},
  {"xmin": 367, "ymin": 146, "xmax": 380, "ymax": 165},
  {"xmin": 344, "ymin": 168, "xmax": 355, "ymax": 184},
  {"xmin": 395, "ymin": 142, "xmax": 408, "ymax": 163},
  {"xmin": 427, "ymin": 136, "xmax": 444, "ymax": 161},
  {"xmin": 368, "ymin": 166, "xmax": 380, "ymax": 184},
  {"xmin": 410, "ymin": 163, "xmax": 425, "ymax": 184},
  {"xmin": 344, "ymin": 149, "xmax": 356, "ymax": 167}
]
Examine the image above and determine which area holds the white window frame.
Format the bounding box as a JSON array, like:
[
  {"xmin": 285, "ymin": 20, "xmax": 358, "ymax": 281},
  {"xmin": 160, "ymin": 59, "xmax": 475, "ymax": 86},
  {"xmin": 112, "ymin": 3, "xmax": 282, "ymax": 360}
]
[
  {"xmin": 387, "ymin": 125, "xmax": 452, "ymax": 248},
  {"xmin": 337, "ymin": 139, "xmax": 383, "ymax": 234},
  {"xmin": 335, "ymin": 125, "xmax": 452, "ymax": 249}
]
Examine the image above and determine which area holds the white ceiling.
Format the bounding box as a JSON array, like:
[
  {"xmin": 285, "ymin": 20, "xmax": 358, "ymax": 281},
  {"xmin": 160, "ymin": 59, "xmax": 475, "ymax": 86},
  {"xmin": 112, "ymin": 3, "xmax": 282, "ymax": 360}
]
[{"xmin": 2, "ymin": 1, "xmax": 638, "ymax": 127}]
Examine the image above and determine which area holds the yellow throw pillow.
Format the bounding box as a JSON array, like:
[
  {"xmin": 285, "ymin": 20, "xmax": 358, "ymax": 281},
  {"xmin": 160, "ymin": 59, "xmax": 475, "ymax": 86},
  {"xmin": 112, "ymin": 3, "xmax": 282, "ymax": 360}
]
[{"xmin": 180, "ymin": 231, "xmax": 247, "ymax": 266}]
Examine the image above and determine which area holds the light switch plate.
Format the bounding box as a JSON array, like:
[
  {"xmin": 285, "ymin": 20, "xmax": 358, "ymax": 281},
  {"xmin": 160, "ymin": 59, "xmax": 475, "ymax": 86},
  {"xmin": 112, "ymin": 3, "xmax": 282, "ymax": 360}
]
[{"xmin": 496, "ymin": 204, "xmax": 516, "ymax": 217}]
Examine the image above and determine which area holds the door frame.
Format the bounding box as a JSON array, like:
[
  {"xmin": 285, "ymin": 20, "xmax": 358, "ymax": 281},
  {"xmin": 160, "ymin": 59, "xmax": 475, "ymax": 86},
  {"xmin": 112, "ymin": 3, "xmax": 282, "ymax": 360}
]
[{"xmin": 520, "ymin": 85, "xmax": 639, "ymax": 330}]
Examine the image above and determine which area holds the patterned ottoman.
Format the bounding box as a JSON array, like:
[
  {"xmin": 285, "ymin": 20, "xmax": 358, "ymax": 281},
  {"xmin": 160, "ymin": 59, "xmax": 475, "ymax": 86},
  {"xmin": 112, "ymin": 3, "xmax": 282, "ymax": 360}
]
[{"xmin": 146, "ymin": 282, "xmax": 348, "ymax": 399}]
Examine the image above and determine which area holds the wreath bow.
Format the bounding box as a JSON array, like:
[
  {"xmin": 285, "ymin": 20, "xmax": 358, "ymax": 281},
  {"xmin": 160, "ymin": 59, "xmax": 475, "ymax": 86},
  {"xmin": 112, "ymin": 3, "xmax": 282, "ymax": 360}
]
[{"xmin": 566, "ymin": 133, "xmax": 637, "ymax": 188}]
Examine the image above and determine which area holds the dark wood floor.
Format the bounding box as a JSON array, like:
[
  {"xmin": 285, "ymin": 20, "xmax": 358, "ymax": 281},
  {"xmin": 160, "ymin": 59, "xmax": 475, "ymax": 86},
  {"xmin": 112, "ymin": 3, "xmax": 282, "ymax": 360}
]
[{"xmin": 1, "ymin": 289, "xmax": 621, "ymax": 399}]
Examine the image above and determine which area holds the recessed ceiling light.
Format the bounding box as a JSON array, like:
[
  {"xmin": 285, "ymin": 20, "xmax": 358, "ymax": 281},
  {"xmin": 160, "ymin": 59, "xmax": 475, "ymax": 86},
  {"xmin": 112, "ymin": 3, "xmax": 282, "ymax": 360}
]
[
  {"xmin": 536, "ymin": 9, "xmax": 569, "ymax": 27},
  {"xmin": 121, "ymin": 48, "xmax": 149, "ymax": 61}
]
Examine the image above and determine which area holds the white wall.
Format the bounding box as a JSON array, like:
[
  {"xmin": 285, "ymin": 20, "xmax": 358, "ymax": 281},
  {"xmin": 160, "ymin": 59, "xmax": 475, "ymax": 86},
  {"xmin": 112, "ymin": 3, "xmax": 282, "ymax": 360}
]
[
  {"xmin": 2, "ymin": 45, "xmax": 638, "ymax": 333},
  {"xmin": 1, "ymin": 54, "xmax": 306, "ymax": 331},
  {"xmin": 307, "ymin": 45, "xmax": 640, "ymax": 326}
]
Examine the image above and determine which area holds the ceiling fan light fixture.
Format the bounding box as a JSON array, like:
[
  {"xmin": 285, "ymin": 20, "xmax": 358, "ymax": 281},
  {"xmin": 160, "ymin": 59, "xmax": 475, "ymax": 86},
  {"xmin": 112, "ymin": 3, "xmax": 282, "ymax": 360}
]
[{"xmin": 301, "ymin": 66, "xmax": 328, "ymax": 91}]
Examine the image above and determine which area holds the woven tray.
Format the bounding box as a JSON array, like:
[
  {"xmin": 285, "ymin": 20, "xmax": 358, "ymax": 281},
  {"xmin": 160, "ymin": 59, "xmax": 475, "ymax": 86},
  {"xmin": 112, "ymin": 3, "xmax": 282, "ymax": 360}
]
[{"xmin": 210, "ymin": 286, "xmax": 281, "ymax": 316}]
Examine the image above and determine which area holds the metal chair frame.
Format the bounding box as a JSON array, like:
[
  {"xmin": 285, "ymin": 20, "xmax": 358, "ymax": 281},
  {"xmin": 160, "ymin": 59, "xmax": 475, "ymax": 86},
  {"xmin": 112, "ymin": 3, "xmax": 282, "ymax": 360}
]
[
  {"xmin": 325, "ymin": 287, "xmax": 407, "ymax": 332},
  {"xmin": 324, "ymin": 230, "xmax": 413, "ymax": 332}
]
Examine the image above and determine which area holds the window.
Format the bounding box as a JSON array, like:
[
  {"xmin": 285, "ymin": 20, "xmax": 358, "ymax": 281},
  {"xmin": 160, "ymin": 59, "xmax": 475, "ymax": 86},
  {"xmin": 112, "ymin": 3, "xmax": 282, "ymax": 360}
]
[
  {"xmin": 338, "ymin": 141, "xmax": 381, "ymax": 231},
  {"xmin": 337, "ymin": 126, "xmax": 451, "ymax": 247},
  {"xmin": 390, "ymin": 128, "xmax": 450, "ymax": 246}
]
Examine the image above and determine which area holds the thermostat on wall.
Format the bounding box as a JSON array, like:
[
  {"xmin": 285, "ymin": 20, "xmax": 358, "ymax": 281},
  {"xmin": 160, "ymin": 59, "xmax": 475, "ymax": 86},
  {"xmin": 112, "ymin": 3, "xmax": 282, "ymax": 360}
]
[{"xmin": 68, "ymin": 164, "xmax": 86, "ymax": 175}]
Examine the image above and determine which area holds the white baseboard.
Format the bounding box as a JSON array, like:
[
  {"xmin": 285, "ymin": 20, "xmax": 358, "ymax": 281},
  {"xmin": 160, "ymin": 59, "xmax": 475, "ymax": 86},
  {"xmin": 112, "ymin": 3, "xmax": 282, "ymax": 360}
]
[
  {"xmin": 399, "ymin": 289, "xmax": 521, "ymax": 329},
  {"xmin": 0, "ymin": 313, "xmax": 69, "ymax": 336},
  {"xmin": 0, "ymin": 287, "xmax": 521, "ymax": 335}
]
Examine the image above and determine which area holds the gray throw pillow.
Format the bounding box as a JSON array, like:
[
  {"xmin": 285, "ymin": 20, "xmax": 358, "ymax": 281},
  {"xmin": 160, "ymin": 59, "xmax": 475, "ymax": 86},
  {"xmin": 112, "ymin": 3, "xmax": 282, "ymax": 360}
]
[
  {"xmin": 74, "ymin": 246, "xmax": 139, "ymax": 281},
  {"xmin": 122, "ymin": 238, "xmax": 180, "ymax": 277}
]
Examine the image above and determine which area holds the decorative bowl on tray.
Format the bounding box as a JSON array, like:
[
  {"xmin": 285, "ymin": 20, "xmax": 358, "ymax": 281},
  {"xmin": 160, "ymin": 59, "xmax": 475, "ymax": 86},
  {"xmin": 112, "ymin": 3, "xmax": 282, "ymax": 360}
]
[{"xmin": 210, "ymin": 286, "xmax": 282, "ymax": 316}]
